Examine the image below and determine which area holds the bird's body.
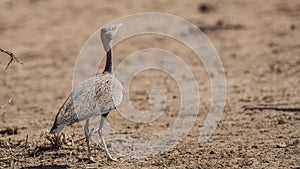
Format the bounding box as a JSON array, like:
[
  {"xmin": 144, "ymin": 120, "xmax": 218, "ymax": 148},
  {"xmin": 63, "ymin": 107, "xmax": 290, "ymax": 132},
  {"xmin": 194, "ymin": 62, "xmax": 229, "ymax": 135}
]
[
  {"xmin": 50, "ymin": 73, "xmax": 123, "ymax": 133},
  {"xmin": 50, "ymin": 24, "xmax": 122, "ymax": 162}
]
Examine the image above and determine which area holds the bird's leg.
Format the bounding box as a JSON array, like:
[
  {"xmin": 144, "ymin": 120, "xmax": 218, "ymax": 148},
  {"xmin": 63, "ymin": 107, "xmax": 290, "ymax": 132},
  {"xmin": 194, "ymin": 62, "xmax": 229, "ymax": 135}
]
[
  {"xmin": 98, "ymin": 114, "xmax": 118, "ymax": 162},
  {"xmin": 84, "ymin": 119, "xmax": 96, "ymax": 162}
]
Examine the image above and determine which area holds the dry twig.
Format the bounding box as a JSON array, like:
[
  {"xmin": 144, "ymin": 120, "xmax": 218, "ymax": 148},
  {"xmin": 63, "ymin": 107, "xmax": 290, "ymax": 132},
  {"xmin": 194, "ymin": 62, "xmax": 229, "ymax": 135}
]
[
  {"xmin": 0, "ymin": 98, "xmax": 12, "ymax": 109},
  {"xmin": 243, "ymin": 105, "xmax": 300, "ymax": 112},
  {"xmin": 0, "ymin": 48, "xmax": 23, "ymax": 70},
  {"xmin": 25, "ymin": 134, "xmax": 29, "ymax": 149},
  {"xmin": 0, "ymin": 156, "xmax": 11, "ymax": 161}
]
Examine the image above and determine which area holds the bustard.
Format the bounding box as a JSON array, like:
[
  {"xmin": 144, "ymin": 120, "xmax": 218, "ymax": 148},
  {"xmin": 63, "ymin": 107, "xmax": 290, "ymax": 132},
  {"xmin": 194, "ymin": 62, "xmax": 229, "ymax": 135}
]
[{"xmin": 50, "ymin": 24, "xmax": 123, "ymax": 162}]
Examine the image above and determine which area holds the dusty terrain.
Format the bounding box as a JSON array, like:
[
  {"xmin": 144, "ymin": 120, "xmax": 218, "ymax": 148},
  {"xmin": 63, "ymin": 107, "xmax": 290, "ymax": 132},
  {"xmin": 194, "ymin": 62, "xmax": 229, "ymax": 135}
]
[{"xmin": 0, "ymin": 0, "xmax": 299, "ymax": 168}]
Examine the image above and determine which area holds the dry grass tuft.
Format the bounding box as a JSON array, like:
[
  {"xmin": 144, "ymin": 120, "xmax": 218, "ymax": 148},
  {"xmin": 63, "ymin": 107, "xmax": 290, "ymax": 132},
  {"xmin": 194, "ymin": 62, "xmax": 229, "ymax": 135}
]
[{"xmin": 40, "ymin": 130, "xmax": 73, "ymax": 149}]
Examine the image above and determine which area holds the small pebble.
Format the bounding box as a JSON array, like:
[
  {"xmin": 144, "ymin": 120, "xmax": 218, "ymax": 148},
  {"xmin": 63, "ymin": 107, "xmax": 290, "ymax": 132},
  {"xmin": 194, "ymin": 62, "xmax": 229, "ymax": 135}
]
[
  {"xmin": 198, "ymin": 3, "xmax": 214, "ymax": 13},
  {"xmin": 277, "ymin": 119, "xmax": 285, "ymax": 124},
  {"xmin": 290, "ymin": 24, "xmax": 296, "ymax": 30},
  {"xmin": 275, "ymin": 143, "xmax": 287, "ymax": 148}
]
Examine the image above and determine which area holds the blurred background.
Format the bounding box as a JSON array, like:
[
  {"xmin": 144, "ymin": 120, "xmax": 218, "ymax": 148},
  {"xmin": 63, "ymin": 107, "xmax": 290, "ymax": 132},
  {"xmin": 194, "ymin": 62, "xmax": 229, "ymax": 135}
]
[{"xmin": 0, "ymin": 0, "xmax": 299, "ymax": 168}]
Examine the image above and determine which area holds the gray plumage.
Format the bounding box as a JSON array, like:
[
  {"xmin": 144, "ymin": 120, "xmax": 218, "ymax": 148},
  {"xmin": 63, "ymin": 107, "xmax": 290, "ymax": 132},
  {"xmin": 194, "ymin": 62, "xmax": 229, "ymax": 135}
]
[
  {"xmin": 50, "ymin": 73, "xmax": 123, "ymax": 133},
  {"xmin": 50, "ymin": 24, "xmax": 122, "ymax": 162}
]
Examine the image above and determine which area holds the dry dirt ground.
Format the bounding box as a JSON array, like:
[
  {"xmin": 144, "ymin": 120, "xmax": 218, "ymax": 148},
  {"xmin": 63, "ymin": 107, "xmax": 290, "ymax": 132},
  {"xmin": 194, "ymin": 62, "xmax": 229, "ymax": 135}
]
[{"xmin": 0, "ymin": 0, "xmax": 299, "ymax": 168}]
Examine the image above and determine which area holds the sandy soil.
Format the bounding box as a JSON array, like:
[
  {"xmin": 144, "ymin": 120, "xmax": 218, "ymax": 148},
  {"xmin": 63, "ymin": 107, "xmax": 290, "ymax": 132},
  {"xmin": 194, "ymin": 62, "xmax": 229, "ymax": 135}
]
[{"xmin": 0, "ymin": 0, "xmax": 299, "ymax": 168}]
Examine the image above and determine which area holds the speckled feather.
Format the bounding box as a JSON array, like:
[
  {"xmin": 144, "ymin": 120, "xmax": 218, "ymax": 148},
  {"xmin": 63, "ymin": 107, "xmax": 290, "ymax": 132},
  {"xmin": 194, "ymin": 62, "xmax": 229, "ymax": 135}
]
[{"xmin": 50, "ymin": 73, "xmax": 123, "ymax": 133}]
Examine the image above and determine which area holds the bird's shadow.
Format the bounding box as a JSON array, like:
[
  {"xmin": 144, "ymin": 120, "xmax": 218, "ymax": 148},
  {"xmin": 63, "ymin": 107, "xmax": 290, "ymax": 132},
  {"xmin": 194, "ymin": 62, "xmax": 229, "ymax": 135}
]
[{"xmin": 21, "ymin": 165, "xmax": 70, "ymax": 169}]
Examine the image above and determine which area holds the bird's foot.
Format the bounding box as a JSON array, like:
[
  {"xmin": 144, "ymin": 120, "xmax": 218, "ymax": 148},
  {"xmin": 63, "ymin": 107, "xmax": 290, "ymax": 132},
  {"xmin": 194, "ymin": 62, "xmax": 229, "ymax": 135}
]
[
  {"xmin": 88, "ymin": 156, "xmax": 96, "ymax": 163},
  {"xmin": 107, "ymin": 156, "xmax": 118, "ymax": 162},
  {"xmin": 88, "ymin": 156, "xmax": 102, "ymax": 163}
]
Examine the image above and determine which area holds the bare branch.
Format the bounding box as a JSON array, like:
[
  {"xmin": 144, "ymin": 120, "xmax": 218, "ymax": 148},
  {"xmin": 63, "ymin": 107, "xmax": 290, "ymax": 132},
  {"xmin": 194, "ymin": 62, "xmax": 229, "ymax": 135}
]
[
  {"xmin": 243, "ymin": 105, "xmax": 300, "ymax": 112},
  {"xmin": 0, "ymin": 48, "xmax": 24, "ymax": 70}
]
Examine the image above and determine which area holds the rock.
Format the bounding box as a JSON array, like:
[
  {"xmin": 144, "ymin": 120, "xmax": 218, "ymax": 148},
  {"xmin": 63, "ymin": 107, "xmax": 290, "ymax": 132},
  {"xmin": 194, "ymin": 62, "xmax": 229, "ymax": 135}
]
[
  {"xmin": 276, "ymin": 143, "xmax": 287, "ymax": 148},
  {"xmin": 277, "ymin": 119, "xmax": 285, "ymax": 124},
  {"xmin": 198, "ymin": 3, "xmax": 214, "ymax": 13}
]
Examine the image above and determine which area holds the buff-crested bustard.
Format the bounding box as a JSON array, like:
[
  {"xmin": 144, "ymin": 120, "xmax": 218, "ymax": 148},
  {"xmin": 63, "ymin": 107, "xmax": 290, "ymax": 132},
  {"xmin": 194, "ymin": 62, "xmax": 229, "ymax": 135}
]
[{"xmin": 50, "ymin": 24, "xmax": 123, "ymax": 162}]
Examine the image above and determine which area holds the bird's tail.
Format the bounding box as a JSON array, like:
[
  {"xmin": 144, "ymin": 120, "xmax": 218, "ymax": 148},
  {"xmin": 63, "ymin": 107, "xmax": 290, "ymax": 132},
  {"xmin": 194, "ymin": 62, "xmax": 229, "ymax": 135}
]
[
  {"xmin": 49, "ymin": 124, "xmax": 63, "ymax": 134},
  {"xmin": 49, "ymin": 110, "xmax": 64, "ymax": 134}
]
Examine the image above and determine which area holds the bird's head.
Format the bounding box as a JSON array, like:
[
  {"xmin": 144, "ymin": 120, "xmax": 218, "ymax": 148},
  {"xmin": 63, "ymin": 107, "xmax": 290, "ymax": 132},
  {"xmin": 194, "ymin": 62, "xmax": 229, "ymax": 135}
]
[{"xmin": 100, "ymin": 23, "xmax": 122, "ymax": 52}]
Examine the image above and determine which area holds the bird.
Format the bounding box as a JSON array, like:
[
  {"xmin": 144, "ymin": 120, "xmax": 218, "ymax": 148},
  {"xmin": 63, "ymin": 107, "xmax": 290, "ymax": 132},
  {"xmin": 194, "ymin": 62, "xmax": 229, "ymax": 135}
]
[{"xmin": 49, "ymin": 24, "xmax": 123, "ymax": 162}]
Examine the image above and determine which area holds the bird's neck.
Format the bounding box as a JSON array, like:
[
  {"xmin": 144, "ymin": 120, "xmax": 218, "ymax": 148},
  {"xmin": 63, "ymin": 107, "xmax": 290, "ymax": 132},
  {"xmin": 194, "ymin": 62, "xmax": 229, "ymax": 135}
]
[{"xmin": 103, "ymin": 49, "xmax": 113, "ymax": 74}]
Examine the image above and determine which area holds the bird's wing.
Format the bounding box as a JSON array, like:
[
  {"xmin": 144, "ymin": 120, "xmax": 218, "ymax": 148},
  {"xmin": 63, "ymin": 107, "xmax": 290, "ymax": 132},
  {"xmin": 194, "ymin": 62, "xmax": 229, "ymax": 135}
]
[{"xmin": 51, "ymin": 74, "xmax": 122, "ymax": 131}]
